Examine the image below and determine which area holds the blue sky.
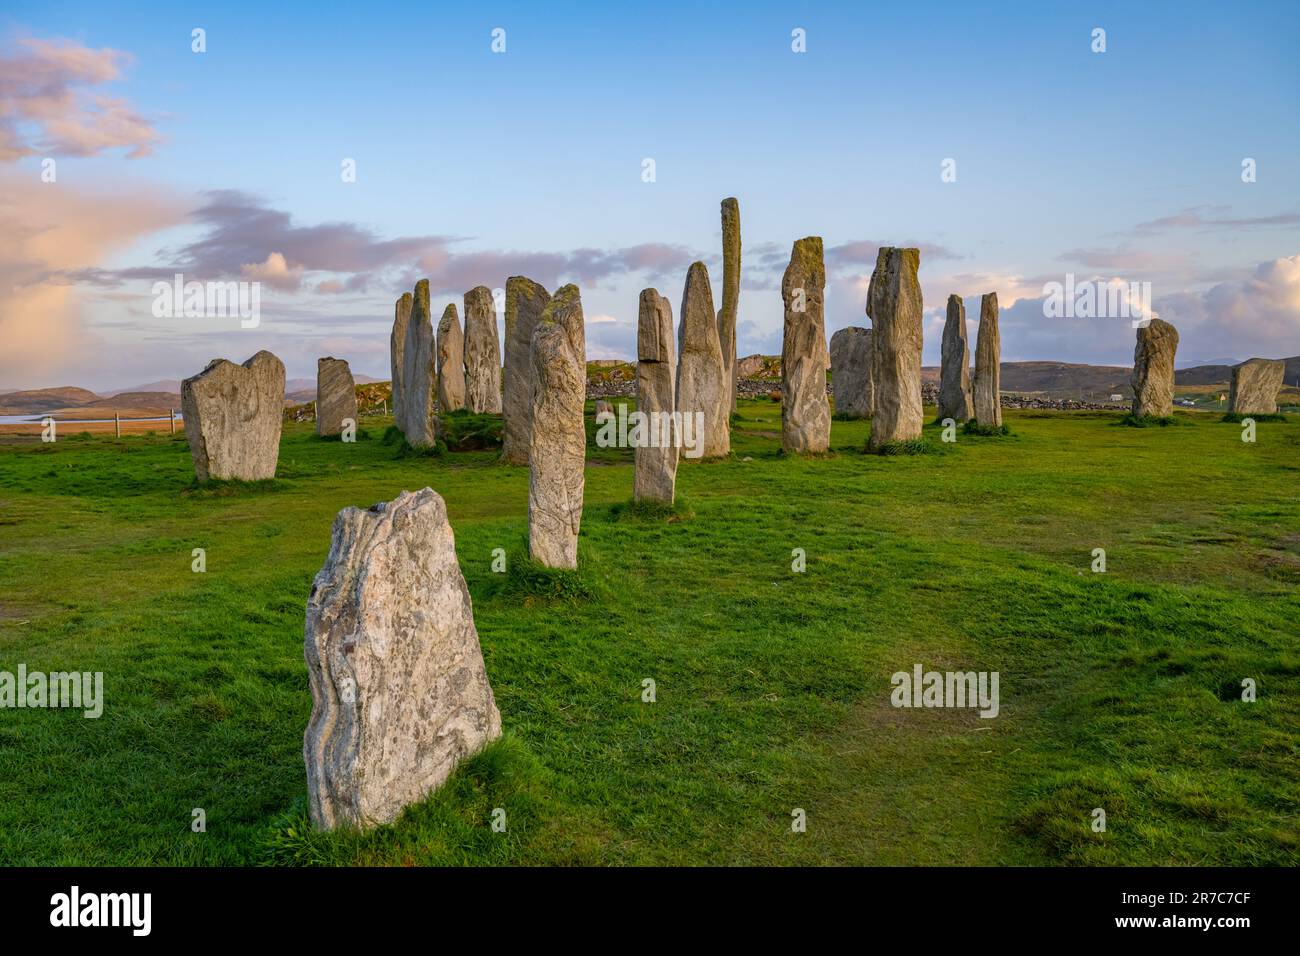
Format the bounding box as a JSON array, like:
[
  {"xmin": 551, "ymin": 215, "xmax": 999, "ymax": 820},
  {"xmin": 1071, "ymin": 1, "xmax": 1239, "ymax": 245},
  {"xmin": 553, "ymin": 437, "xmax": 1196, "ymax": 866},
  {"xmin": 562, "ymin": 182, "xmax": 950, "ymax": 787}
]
[{"xmin": 2, "ymin": 0, "xmax": 1298, "ymax": 390}]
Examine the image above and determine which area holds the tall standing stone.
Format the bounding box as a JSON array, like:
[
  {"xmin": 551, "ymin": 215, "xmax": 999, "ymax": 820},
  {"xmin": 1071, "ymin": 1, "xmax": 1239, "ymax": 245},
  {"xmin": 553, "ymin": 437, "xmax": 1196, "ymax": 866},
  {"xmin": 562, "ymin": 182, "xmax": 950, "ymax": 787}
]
[
  {"xmin": 304, "ymin": 487, "xmax": 502, "ymax": 831},
  {"xmin": 829, "ymin": 327, "xmax": 874, "ymax": 419},
  {"xmin": 866, "ymin": 247, "xmax": 924, "ymax": 450},
  {"xmin": 464, "ymin": 286, "xmax": 502, "ymax": 414},
  {"xmin": 939, "ymin": 294, "xmax": 974, "ymax": 422},
  {"xmin": 501, "ymin": 277, "xmax": 550, "ymax": 464},
  {"xmin": 529, "ymin": 285, "xmax": 586, "ymax": 569},
  {"xmin": 780, "ymin": 237, "xmax": 830, "ymax": 453},
  {"xmin": 181, "ymin": 350, "xmax": 285, "ymax": 482},
  {"xmin": 717, "ymin": 197, "xmax": 741, "ymax": 413},
  {"xmin": 635, "ymin": 288, "xmax": 678, "ymax": 503},
  {"xmin": 972, "ymin": 293, "xmax": 1002, "ymax": 427},
  {"xmin": 316, "ymin": 357, "xmax": 357, "ymax": 437},
  {"xmin": 1131, "ymin": 318, "xmax": 1179, "ymax": 419},
  {"xmin": 676, "ymin": 261, "xmax": 729, "ymax": 458},
  {"xmin": 401, "ymin": 280, "xmax": 437, "ymax": 447},
  {"xmin": 437, "ymin": 303, "xmax": 466, "ymax": 413},
  {"xmin": 1229, "ymin": 357, "xmax": 1285, "ymax": 414},
  {"xmin": 390, "ymin": 293, "xmax": 411, "ymax": 425}
]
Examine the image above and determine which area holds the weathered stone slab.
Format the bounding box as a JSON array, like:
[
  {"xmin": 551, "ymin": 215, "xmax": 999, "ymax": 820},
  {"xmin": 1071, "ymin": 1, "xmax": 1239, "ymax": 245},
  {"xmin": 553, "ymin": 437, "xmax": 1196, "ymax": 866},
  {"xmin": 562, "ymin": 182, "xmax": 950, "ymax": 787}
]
[
  {"xmin": 717, "ymin": 197, "xmax": 741, "ymax": 413},
  {"xmin": 390, "ymin": 293, "xmax": 411, "ymax": 425},
  {"xmin": 436, "ymin": 303, "xmax": 466, "ymax": 414},
  {"xmin": 1229, "ymin": 357, "xmax": 1285, "ymax": 414},
  {"xmin": 181, "ymin": 349, "xmax": 285, "ymax": 482},
  {"xmin": 781, "ymin": 236, "xmax": 830, "ymax": 453},
  {"xmin": 401, "ymin": 280, "xmax": 437, "ymax": 446},
  {"xmin": 676, "ymin": 261, "xmax": 729, "ymax": 458},
  {"xmin": 501, "ymin": 277, "xmax": 550, "ymax": 464},
  {"xmin": 1131, "ymin": 318, "xmax": 1179, "ymax": 418},
  {"xmin": 866, "ymin": 247, "xmax": 924, "ymax": 449},
  {"xmin": 973, "ymin": 293, "xmax": 1002, "ymax": 427},
  {"xmin": 830, "ymin": 327, "xmax": 873, "ymax": 419},
  {"xmin": 938, "ymin": 295, "xmax": 973, "ymax": 422},
  {"xmin": 304, "ymin": 487, "xmax": 502, "ymax": 831},
  {"xmin": 316, "ymin": 356, "xmax": 357, "ymax": 437},
  {"xmin": 635, "ymin": 288, "xmax": 678, "ymax": 503},
  {"xmin": 529, "ymin": 285, "xmax": 586, "ymax": 568},
  {"xmin": 464, "ymin": 286, "xmax": 502, "ymax": 414}
]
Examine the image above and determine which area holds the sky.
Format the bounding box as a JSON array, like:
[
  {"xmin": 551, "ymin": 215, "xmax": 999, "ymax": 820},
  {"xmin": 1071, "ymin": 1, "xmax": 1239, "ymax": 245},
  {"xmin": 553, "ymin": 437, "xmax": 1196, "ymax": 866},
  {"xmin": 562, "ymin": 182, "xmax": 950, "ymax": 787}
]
[{"xmin": 2, "ymin": 0, "xmax": 1299, "ymax": 391}]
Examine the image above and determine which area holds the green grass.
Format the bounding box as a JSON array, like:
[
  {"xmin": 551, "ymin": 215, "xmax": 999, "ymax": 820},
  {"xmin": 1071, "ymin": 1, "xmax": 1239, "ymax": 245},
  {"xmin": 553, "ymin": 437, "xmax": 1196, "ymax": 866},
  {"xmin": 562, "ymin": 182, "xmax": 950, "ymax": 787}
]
[
  {"xmin": 1222, "ymin": 412, "xmax": 1289, "ymax": 424},
  {"xmin": 0, "ymin": 401, "xmax": 1297, "ymax": 866}
]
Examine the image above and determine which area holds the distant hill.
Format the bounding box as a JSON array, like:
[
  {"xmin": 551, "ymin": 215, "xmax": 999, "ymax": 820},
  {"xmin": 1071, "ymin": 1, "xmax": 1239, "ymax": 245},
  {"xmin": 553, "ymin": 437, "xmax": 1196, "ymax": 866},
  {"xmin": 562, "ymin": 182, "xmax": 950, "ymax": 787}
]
[
  {"xmin": 1176, "ymin": 356, "xmax": 1300, "ymax": 386},
  {"xmin": 0, "ymin": 387, "xmax": 102, "ymax": 414}
]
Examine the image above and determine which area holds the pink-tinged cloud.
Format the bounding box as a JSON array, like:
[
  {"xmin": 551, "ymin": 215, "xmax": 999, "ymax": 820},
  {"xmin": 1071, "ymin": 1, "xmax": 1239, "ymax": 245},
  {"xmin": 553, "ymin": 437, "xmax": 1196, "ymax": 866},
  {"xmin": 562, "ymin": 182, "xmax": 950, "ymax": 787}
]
[{"xmin": 0, "ymin": 36, "xmax": 162, "ymax": 161}]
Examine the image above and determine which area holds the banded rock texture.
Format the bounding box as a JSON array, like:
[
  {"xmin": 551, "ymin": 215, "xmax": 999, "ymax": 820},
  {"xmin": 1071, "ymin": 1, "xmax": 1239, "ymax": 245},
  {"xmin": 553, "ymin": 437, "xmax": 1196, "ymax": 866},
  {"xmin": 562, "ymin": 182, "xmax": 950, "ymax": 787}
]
[
  {"xmin": 437, "ymin": 303, "xmax": 466, "ymax": 413},
  {"xmin": 181, "ymin": 349, "xmax": 285, "ymax": 482},
  {"xmin": 635, "ymin": 288, "xmax": 678, "ymax": 503},
  {"xmin": 401, "ymin": 280, "xmax": 437, "ymax": 447},
  {"xmin": 390, "ymin": 293, "xmax": 412, "ymax": 425},
  {"xmin": 1229, "ymin": 358, "xmax": 1285, "ymax": 414},
  {"xmin": 1131, "ymin": 319, "xmax": 1179, "ymax": 419},
  {"xmin": 464, "ymin": 286, "xmax": 502, "ymax": 414},
  {"xmin": 830, "ymin": 327, "xmax": 874, "ymax": 419},
  {"xmin": 938, "ymin": 295, "xmax": 973, "ymax": 423},
  {"xmin": 717, "ymin": 197, "xmax": 741, "ymax": 413},
  {"xmin": 501, "ymin": 277, "xmax": 550, "ymax": 464},
  {"xmin": 304, "ymin": 487, "xmax": 502, "ymax": 831},
  {"xmin": 529, "ymin": 285, "xmax": 587, "ymax": 569},
  {"xmin": 676, "ymin": 261, "xmax": 730, "ymax": 458},
  {"xmin": 316, "ymin": 356, "xmax": 357, "ymax": 437},
  {"xmin": 780, "ymin": 236, "xmax": 830, "ymax": 453},
  {"xmin": 973, "ymin": 293, "xmax": 1002, "ymax": 427},
  {"xmin": 866, "ymin": 247, "xmax": 924, "ymax": 450}
]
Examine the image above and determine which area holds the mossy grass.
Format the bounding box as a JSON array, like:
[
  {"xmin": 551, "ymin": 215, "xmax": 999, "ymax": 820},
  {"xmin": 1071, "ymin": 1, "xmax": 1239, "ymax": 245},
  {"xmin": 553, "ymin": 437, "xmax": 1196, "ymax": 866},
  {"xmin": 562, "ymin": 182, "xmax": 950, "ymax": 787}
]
[
  {"xmin": 608, "ymin": 496, "xmax": 695, "ymax": 523},
  {"xmin": 1117, "ymin": 413, "xmax": 1191, "ymax": 428},
  {"xmin": 962, "ymin": 420, "xmax": 1013, "ymax": 437},
  {"xmin": 438, "ymin": 409, "xmax": 504, "ymax": 451},
  {"xmin": 482, "ymin": 545, "xmax": 603, "ymax": 605},
  {"xmin": 868, "ymin": 436, "xmax": 936, "ymax": 455},
  {"xmin": 1221, "ymin": 412, "xmax": 1288, "ymax": 423}
]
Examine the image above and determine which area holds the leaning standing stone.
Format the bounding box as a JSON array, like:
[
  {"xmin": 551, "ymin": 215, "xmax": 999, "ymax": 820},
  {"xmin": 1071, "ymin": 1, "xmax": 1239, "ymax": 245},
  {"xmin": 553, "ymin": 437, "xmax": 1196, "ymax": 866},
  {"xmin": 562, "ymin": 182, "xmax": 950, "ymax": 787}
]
[
  {"xmin": 529, "ymin": 285, "xmax": 587, "ymax": 569},
  {"xmin": 972, "ymin": 293, "xmax": 1002, "ymax": 427},
  {"xmin": 304, "ymin": 487, "xmax": 502, "ymax": 831},
  {"xmin": 390, "ymin": 293, "xmax": 411, "ymax": 425},
  {"xmin": 1131, "ymin": 318, "xmax": 1179, "ymax": 419},
  {"xmin": 635, "ymin": 288, "xmax": 678, "ymax": 503},
  {"xmin": 401, "ymin": 280, "xmax": 437, "ymax": 446},
  {"xmin": 1229, "ymin": 358, "xmax": 1285, "ymax": 415},
  {"xmin": 866, "ymin": 247, "xmax": 924, "ymax": 450},
  {"xmin": 437, "ymin": 303, "xmax": 466, "ymax": 413},
  {"xmin": 464, "ymin": 286, "xmax": 503, "ymax": 414},
  {"xmin": 316, "ymin": 357, "xmax": 357, "ymax": 437},
  {"xmin": 501, "ymin": 277, "xmax": 550, "ymax": 464},
  {"xmin": 676, "ymin": 261, "xmax": 730, "ymax": 457},
  {"xmin": 181, "ymin": 349, "xmax": 285, "ymax": 482},
  {"xmin": 829, "ymin": 327, "xmax": 873, "ymax": 419},
  {"xmin": 938, "ymin": 295, "xmax": 973, "ymax": 422},
  {"xmin": 780, "ymin": 236, "xmax": 830, "ymax": 453},
  {"xmin": 717, "ymin": 197, "xmax": 741, "ymax": 413}
]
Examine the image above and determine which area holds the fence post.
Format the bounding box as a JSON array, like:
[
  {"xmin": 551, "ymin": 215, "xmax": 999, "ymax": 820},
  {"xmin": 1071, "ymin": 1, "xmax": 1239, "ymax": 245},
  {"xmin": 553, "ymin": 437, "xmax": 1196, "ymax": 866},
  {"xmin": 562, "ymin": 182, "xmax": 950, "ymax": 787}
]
[
  {"xmin": 114, "ymin": 412, "xmax": 121, "ymax": 438},
  {"xmin": 170, "ymin": 409, "xmax": 176, "ymax": 434}
]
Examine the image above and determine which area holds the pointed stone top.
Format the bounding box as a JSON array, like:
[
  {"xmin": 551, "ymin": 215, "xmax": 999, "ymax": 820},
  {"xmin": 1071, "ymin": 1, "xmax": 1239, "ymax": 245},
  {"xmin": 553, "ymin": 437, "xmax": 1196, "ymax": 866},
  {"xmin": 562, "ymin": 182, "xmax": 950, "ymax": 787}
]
[
  {"xmin": 439, "ymin": 302, "xmax": 458, "ymax": 321},
  {"xmin": 541, "ymin": 284, "xmax": 585, "ymax": 356}
]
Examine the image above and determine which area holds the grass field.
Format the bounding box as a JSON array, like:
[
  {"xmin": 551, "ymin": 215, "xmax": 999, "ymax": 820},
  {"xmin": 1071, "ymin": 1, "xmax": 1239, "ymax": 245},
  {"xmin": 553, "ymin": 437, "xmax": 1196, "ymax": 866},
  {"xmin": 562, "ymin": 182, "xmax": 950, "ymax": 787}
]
[{"xmin": 0, "ymin": 400, "xmax": 1297, "ymax": 866}]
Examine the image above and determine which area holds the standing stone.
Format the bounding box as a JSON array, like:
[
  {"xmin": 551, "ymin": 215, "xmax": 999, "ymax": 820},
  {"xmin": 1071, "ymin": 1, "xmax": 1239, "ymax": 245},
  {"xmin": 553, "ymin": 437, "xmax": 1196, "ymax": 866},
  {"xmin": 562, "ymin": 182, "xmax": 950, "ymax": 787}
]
[
  {"xmin": 676, "ymin": 261, "xmax": 730, "ymax": 458},
  {"xmin": 181, "ymin": 350, "xmax": 285, "ymax": 482},
  {"xmin": 436, "ymin": 303, "xmax": 466, "ymax": 413},
  {"xmin": 717, "ymin": 197, "xmax": 741, "ymax": 413},
  {"xmin": 390, "ymin": 293, "xmax": 412, "ymax": 425},
  {"xmin": 939, "ymin": 295, "xmax": 974, "ymax": 423},
  {"xmin": 464, "ymin": 286, "xmax": 503, "ymax": 414},
  {"xmin": 972, "ymin": 293, "xmax": 1002, "ymax": 427},
  {"xmin": 1131, "ymin": 318, "xmax": 1179, "ymax": 419},
  {"xmin": 594, "ymin": 399, "xmax": 614, "ymax": 421},
  {"xmin": 304, "ymin": 487, "xmax": 502, "ymax": 831},
  {"xmin": 501, "ymin": 277, "xmax": 550, "ymax": 463},
  {"xmin": 1229, "ymin": 357, "xmax": 1285, "ymax": 414},
  {"xmin": 866, "ymin": 247, "xmax": 924, "ymax": 450},
  {"xmin": 830, "ymin": 327, "xmax": 874, "ymax": 419},
  {"xmin": 635, "ymin": 288, "xmax": 678, "ymax": 503},
  {"xmin": 316, "ymin": 357, "xmax": 357, "ymax": 437},
  {"xmin": 780, "ymin": 237, "xmax": 830, "ymax": 453},
  {"xmin": 401, "ymin": 280, "xmax": 437, "ymax": 446},
  {"xmin": 529, "ymin": 285, "xmax": 586, "ymax": 569}
]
